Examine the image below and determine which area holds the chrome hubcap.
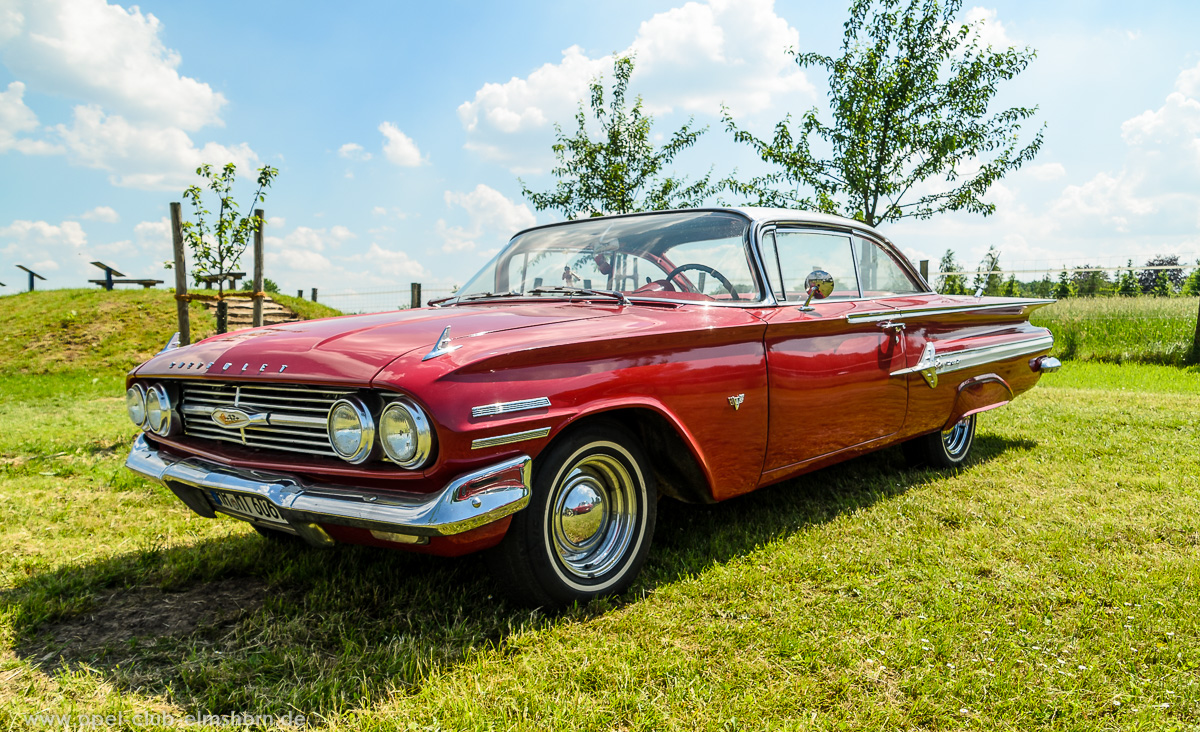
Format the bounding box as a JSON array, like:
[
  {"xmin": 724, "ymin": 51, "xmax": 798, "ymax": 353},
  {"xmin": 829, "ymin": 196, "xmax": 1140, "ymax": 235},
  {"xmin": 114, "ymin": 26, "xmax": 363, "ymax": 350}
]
[
  {"xmin": 942, "ymin": 417, "xmax": 972, "ymax": 456},
  {"xmin": 550, "ymin": 453, "xmax": 637, "ymax": 579}
]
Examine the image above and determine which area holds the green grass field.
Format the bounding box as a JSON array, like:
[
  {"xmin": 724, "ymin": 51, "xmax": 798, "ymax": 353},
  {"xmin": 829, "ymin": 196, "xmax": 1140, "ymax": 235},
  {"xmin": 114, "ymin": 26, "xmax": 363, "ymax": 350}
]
[
  {"xmin": 2, "ymin": 286, "xmax": 1199, "ymax": 728},
  {"xmin": 1032, "ymin": 296, "xmax": 1199, "ymax": 366}
]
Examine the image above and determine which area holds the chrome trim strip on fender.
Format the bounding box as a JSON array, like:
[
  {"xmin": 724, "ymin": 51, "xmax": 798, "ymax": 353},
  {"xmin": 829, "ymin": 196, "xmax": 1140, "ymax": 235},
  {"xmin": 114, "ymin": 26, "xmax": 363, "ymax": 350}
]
[
  {"xmin": 125, "ymin": 434, "xmax": 531, "ymax": 540},
  {"xmin": 470, "ymin": 427, "xmax": 552, "ymax": 450},
  {"xmin": 892, "ymin": 334, "xmax": 1055, "ymax": 388},
  {"xmin": 846, "ymin": 299, "xmax": 1056, "ymax": 324},
  {"xmin": 471, "ymin": 397, "xmax": 552, "ymax": 419}
]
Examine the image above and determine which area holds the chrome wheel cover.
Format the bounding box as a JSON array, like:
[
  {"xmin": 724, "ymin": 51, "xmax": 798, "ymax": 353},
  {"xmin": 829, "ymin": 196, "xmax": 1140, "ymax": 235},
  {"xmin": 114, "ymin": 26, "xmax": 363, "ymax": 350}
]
[
  {"xmin": 942, "ymin": 417, "xmax": 972, "ymax": 457},
  {"xmin": 549, "ymin": 452, "xmax": 638, "ymax": 580}
]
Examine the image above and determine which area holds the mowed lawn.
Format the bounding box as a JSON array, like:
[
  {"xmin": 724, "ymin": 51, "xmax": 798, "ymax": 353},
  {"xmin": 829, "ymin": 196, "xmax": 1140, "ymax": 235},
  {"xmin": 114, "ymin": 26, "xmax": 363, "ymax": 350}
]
[{"xmin": 1, "ymin": 362, "xmax": 1199, "ymax": 729}]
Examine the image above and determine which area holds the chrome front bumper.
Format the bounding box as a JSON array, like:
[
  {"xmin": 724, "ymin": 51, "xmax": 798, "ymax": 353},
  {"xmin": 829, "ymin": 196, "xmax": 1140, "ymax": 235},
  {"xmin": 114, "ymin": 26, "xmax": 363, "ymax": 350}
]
[{"xmin": 126, "ymin": 434, "xmax": 531, "ymax": 547}]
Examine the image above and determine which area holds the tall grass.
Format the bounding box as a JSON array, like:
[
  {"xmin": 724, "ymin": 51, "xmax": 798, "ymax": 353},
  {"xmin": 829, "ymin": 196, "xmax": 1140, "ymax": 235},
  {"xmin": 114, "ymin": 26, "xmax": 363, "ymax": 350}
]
[{"xmin": 1031, "ymin": 296, "xmax": 1199, "ymax": 365}]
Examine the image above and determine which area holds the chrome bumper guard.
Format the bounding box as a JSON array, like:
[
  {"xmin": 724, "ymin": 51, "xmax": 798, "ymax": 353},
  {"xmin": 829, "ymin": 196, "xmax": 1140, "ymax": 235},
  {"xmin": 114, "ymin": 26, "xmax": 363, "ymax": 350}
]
[{"xmin": 126, "ymin": 434, "xmax": 531, "ymax": 547}]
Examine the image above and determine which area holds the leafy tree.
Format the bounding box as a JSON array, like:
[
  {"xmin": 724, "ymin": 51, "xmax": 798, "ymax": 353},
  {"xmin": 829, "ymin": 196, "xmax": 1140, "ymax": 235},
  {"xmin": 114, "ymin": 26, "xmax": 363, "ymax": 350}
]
[
  {"xmin": 1026, "ymin": 273, "xmax": 1053, "ymax": 298},
  {"xmin": 972, "ymin": 245, "xmax": 1003, "ymax": 295},
  {"xmin": 521, "ymin": 55, "xmax": 718, "ymax": 218},
  {"xmin": 1053, "ymin": 268, "xmax": 1074, "ymax": 299},
  {"xmin": 722, "ymin": 0, "xmax": 1042, "ymax": 226},
  {"xmin": 1183, "ymin": 260, "xmax": 1200, "ymax": 297},
  {"xmin": 242, "ymin": 277, "xmax": 281, "ymax": 294},
  {"xmin": 182, "ymin": 163, "xmax": 279, "ymax": 332},
  {"xmin": 1117, "ymin": 261, "xmax": 1139, "ymax": 297},
  {"xmin": 1070, "ymin": 265, "xmax": 1108, "ymax": 297},
  {"xmin": 1002, "ymin": 274, "xmax": 1019, "ymax": 297},
  {"xmin": 1137, "ymin": 255, "xmax": 1183, "ymax": 294},
  {"xmin": 936, "ymin": 249, "xmax": 968, "ymax": 294},
  {"xmin": 1150, "ymin": 270, "xmax": 1172, "ymax": 298}
]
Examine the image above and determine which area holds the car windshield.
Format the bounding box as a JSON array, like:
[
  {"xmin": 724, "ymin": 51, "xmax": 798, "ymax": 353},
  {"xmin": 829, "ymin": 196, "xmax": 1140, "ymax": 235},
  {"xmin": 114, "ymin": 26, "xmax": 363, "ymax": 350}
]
[{"xmin": 453, "ymin": 211, "xmax": 761, "ymax": 304}]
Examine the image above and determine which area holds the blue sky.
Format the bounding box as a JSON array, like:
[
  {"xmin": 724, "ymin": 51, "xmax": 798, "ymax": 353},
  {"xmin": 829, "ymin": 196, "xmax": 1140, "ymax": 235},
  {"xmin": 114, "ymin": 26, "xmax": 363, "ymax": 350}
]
[{"xmin": 2, "ymin": 0, "xmax": 1199, "ymax": 301}]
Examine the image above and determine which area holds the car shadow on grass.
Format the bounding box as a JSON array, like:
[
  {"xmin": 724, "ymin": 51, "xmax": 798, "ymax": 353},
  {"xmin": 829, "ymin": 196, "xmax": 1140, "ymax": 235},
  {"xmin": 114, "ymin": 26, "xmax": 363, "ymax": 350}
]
[{"xmin": 2, "ymin": 434, "xmax": 1033, "ymax": 717}]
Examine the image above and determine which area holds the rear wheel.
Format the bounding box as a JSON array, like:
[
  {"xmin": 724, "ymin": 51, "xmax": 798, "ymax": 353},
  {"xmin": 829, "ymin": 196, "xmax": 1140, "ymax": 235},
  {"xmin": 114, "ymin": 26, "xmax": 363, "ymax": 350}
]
[
  {"xmin": 902, "ymin": 414, "xmax": 977, "ymax": 468},
  {"xmin": 487, "ymin": 422, "xmax": 656, "ymax": 608}
]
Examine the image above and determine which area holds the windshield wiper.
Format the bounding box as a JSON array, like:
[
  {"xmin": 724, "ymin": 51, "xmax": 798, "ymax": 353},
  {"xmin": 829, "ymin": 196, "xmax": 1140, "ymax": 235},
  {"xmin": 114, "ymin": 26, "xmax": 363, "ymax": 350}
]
[
  {"xmin": 528, "ymin": 286, "xmax": 630, "ymax": 306},
  {"xmin": 455, "ymin": 290, "xmax": 521, "ymax": 302}
]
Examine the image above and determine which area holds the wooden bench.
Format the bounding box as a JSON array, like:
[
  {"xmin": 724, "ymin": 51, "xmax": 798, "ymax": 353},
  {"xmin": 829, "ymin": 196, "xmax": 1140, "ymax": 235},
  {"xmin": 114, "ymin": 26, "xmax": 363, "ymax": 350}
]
[
  {"xmin": 89, "ymin": 261, "xmax": 163, "ymax": 289},
  {"xmin": 197, "ymin": 271, "xmax": 246, "ymax": 290}
]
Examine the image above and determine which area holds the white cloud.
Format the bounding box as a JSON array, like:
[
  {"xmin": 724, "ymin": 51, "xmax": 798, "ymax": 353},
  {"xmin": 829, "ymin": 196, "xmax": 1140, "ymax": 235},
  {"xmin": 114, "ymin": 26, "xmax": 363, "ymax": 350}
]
[
  {"xmin": 1177, "ymin": 61, "xmax": 1200, "ymax": 98},
  {"xmin": 379, "ymin": 122, "xmax": 423, "ymax": 166},
  {"xmin": 353, "ymin": 243, "xmax": 428, "ymax": 279},
  {"xmin": 0, "ymin": 81, "xmax": 61, "ymax": 154},
  {"xmin": 338, "ymin": 142, "xmax": 371, "ymax": 161},
  {"xmin": 134, "ymin": 217, "xmax": 170, "ymax": 249},
  {"xmin": 81, "ymin": 205, "xmax": 119, "ymax": 222},
  {"xmin": 52, "ymin": 104, "xmax": 258, "ymax": 189},
  {"xmin": 1026, "ymin": 162, "xmax": 1065, "ymax": 181},
  {"xmin": 0, "ymin": 0, "xmax": 257, "ymax": 190},
  {"xmin": 0, "ymin": 0, "xmax": 225, "ymax": 130},
  {"xmin": 436, "ymin": 184, "xmax": 536, "ymax": 253},
  {"xmin": 964, "ymin": 7, "xmax": 1015, "ymax": 49},
  {"xmin": 457, "ymin": 0, "xmax": 814, "ymax": 171},
  {"xmin": 0, "ymin": 219, "xmax": 87, "ymax": 248},
  {"xmin": 890, "ymin": 61, "xmax": 1200, "ymax": 272}
]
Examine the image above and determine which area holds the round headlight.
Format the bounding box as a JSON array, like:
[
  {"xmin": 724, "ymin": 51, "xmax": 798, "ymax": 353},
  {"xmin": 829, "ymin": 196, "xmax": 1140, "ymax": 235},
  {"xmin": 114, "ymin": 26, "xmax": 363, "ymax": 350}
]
[
  {"xmin": 379, "ymin": 399, "xmax": 433, "ymax": 468},
  {"xmin": 327, "ymin": 398, "xmax": 375, "ymax": 463},
  {"xmin": 126, "ymin": 384, "xmax": 147, "ymax": 427},
  {"xmin": 144, "ymin": 384, "xmax": 175, "ymax": 436}
]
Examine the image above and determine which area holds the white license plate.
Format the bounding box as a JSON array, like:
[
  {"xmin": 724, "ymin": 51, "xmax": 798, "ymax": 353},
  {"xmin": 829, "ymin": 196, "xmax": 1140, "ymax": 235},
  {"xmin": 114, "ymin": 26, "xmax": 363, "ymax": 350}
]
[{"xmin": 208, "ymin": 490, "xmax": 287, "ymax": 525}]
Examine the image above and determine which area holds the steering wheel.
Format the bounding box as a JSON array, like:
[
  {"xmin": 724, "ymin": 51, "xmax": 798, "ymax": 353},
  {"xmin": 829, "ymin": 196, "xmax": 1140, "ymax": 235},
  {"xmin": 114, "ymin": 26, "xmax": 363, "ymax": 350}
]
[{"xmin": 663, "ymin": 263, "xmax": 741, "ymax": 301}]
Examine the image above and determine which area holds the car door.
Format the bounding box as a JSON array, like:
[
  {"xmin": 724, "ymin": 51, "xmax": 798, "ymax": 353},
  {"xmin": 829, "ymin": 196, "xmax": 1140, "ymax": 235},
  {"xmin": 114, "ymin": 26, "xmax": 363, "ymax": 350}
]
[{"xmin": 759, "ymin": 228, "xmax": 909, "ymax": 477}]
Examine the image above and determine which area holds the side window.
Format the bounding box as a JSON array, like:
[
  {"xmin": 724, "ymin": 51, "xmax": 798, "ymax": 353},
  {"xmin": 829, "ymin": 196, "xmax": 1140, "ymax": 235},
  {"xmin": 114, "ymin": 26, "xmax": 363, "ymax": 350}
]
[
  {"xmin": 772, "ymin": 231, "xmax": 860, "ymax": 301},
  {"xmin": 855, "ymin": 237, "xmax": 922, "ymax": 296},
  {"xmin": 761, "ymin": 231, "xmax": 783, "ymax": 300}
]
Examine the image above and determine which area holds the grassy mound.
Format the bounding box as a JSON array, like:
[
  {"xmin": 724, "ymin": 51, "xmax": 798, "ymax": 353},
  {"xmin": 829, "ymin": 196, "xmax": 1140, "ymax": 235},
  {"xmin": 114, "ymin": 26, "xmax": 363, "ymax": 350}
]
[{"xmin": 0, "ymin": 289, "xmax": 341, "ymax": 377}]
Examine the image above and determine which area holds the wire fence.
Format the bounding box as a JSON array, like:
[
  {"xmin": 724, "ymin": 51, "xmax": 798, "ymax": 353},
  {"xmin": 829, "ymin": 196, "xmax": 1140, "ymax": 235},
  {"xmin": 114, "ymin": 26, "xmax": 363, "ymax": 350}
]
[{"xmin": 315, "ymin": 286, "xmax": 459, "ymax": 314}]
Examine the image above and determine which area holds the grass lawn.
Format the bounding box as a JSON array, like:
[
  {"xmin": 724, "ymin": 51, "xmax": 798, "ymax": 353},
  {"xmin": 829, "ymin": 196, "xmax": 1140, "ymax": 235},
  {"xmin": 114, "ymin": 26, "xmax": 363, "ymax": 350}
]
[
  {"xmin": 1, "ymin": 359, "xmax": 1198, "ymax": 730},
  {"xmin": 1031, "ymin": 296, "xmax": 1199, "ymax": 366}
]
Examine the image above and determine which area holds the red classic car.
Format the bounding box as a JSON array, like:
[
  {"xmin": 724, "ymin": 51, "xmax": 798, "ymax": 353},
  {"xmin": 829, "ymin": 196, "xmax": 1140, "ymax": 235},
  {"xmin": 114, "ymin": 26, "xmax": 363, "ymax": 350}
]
[{"xmin": 124, "ymin": 208, "xmax": 1059, "ymax": 607}]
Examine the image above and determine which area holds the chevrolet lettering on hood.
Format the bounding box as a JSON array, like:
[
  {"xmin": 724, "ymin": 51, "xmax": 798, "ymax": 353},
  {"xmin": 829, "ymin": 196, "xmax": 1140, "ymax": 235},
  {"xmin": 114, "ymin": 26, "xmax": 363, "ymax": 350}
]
[{"xmin": 122, "ymin": 207, "xmax": 1060, "ymax": 609}]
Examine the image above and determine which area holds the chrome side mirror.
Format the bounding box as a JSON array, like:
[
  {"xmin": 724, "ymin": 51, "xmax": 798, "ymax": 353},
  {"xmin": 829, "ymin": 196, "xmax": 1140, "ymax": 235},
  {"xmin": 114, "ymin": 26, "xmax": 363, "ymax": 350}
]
[{"xmin": 800, "ymin": 270, "xmax": 834, "ymax": 311}]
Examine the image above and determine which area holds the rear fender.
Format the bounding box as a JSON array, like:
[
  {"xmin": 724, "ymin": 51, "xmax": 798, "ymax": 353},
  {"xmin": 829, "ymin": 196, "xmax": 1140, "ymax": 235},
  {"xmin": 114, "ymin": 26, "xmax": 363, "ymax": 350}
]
[{"xmin": 944, "ymin": 373, "xmax": 1012, "ymax": 430}]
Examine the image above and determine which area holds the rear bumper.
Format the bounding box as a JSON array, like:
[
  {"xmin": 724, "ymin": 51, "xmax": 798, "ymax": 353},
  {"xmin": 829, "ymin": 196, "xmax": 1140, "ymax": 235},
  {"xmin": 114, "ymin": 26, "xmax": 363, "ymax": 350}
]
[{"xmin": 125, "ymin": 434, "xmax": 531, "ymax": 547}]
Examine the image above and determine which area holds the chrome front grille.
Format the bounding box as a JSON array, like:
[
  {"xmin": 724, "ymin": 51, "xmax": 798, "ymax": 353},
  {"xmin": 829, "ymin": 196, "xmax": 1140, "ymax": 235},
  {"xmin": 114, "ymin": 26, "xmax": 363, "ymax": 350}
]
[{"xmin": 180, "ymin": 381, "xmax": 356, "ymax": 457}]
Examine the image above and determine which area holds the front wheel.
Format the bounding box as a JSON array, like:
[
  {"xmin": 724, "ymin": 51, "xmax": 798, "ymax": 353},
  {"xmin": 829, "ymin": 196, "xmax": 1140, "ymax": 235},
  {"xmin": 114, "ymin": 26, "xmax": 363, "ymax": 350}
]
[
  {"xmin": 902, "ymin": 414, "xmax": 977, "ymax": 468},
  {"xmin": 487, "ymin": 422, "xmax": 657, "ymax": 608}
]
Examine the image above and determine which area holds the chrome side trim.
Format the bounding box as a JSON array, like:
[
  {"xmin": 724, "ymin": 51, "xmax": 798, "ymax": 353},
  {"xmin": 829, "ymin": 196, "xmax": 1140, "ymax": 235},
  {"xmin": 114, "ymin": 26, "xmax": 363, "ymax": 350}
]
[
  {"xmin": 892, "ymin": 334, "xmax": 1054, "ymax": 387},
  {"xmin": 846, "ymin": 299, "xmax": 1056, "ymax": 324},
  {"xmin": 471, "ymin": 397, "xmax": 552, "ymax": 419},
  {"xmin": 471, "ymin": 427, "xmax": 551, "ymax": 450},
  {"xmin": 125, "ymin": 434, "xmax": 531, "ymax": 539}
]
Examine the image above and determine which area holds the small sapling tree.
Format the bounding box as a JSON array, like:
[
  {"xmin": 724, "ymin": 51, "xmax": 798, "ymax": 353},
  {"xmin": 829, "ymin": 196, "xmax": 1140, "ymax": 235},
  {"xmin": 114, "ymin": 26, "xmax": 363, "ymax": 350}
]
[{"xmin": 181, "ymin": 163, "xmax": 279, "ymax": 333}]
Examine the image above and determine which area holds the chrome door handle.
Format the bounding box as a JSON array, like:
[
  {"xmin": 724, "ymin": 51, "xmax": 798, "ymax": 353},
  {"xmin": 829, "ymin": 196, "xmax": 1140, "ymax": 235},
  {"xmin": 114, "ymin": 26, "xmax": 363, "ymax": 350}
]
[{"xmin": 878, "ymin": 320, "xmax": 906, "ymax": 331}]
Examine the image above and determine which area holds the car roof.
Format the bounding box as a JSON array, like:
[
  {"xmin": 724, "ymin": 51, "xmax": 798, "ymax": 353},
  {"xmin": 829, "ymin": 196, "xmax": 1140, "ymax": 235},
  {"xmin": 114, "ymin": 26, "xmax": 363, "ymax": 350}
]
[{"xmin": 512, "ymin": 207, "xmax": 890, "ymax": 243}]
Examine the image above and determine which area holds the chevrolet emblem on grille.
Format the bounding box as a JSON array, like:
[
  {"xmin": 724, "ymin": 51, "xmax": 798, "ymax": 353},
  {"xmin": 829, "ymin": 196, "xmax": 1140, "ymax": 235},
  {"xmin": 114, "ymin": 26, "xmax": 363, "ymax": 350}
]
[{"xmin": 210, "ymin": 407, "xmax": 267, "ymax": 429}]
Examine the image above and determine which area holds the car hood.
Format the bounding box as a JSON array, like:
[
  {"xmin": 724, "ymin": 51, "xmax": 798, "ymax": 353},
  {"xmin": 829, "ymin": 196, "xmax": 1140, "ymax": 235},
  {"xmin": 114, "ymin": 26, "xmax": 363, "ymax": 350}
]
[{"xmin": 133, "ymin": 304, "xmax": 613, "ymax": 383}]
